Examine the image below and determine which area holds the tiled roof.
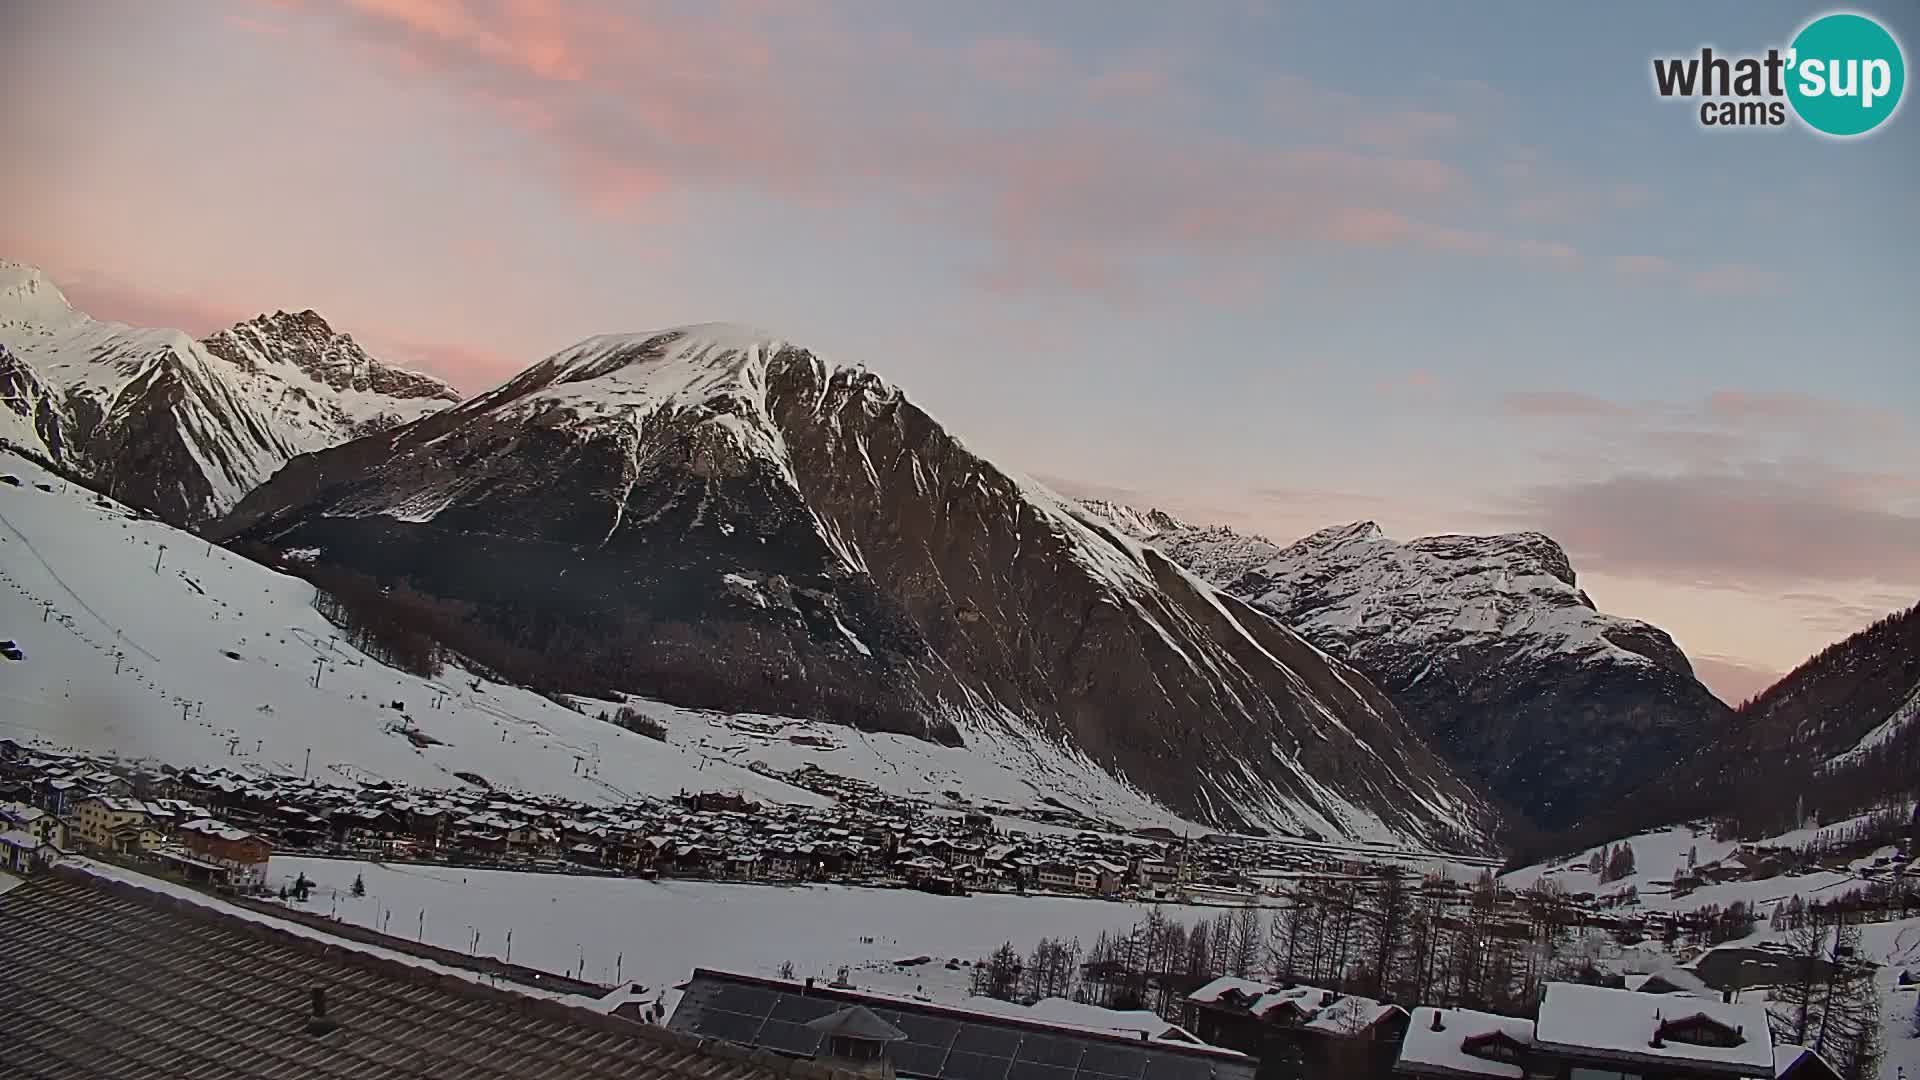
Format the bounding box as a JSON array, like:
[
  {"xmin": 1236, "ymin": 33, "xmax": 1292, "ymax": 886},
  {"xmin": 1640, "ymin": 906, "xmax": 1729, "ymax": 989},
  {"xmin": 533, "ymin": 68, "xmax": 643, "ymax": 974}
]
[{"xmin": 0, "ymin": 867, "xmax": 850, "ymax": 1080}]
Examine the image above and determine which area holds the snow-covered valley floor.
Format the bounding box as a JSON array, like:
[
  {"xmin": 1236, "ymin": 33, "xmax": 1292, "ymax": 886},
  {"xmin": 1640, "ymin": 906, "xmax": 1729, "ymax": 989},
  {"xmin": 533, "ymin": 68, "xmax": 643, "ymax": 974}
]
[{"xmin": 271, "ymin": 855, "xmax": 1202, "ymax": 1012}]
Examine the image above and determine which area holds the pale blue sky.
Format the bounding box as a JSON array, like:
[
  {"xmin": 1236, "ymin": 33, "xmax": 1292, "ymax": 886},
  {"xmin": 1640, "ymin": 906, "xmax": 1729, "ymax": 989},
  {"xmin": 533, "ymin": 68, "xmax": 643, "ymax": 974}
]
[{"xmin": 2, "ymin": 0, "xmax": 1915, "ymax": 696}]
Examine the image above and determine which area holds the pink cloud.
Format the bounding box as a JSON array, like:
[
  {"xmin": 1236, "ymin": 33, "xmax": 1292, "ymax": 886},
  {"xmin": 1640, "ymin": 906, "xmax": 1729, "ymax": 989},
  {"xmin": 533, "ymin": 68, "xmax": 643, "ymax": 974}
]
[
  {"xmin": 1375, "ymin": 369, "xmax": 1444, "ymax": 396},
  {"xmin": 1323, "ymin": 208, "xmax": 1412, "ymax": 247},
  {"xmin": 1704, "ymin": 390, "xmax": 1902, "ymax": 434},
  {"xmin": 1689, "ymin": 262, "xmax": 1784, "ymax": 297},
  {"xmin": 224, "ymin": 13, "xmax": 290, "ymax": 34},
  {"xmin": 340, "ymin": 0, "xmax": 589, "ymax": 81},
  {"xmin": 1517, "ymin": 463, "xmax": 1920, "ymax": 588},
  {"xmin": 1611, "ymin": 256, "xmax": 1785, "ymax": 296},
  {"xmin": 1690, "ymin": 655, "xmax": 1782, "ymax": 706},
  {"xmin": 55, "ymin": 272, "xmax": 257, "ymax": 337},
  {"xmin": 377, "ymin": 337, "xmax": 524, "ymax": 386},
  {"xmin": 1500, "ymin": 391, "xmax": 1634, "ymax": 418},
  {"xmin": 43, "ymin": 262, "xmax": 515, "ymax": 392},
  {"xmin": 1613, "ymin": 254, "xmax": 1672, "ymax": 275},
  {"xmin": 1085, "ymin": 65, "xmax": 1170, "ymax": 101},
  {"xmin": 246, "ymin": 0, "xmax": 1583, "ymax": 300},
  {"xmin": 967, "ymin": 36, "xmax": 1069, "ymax": 87}
]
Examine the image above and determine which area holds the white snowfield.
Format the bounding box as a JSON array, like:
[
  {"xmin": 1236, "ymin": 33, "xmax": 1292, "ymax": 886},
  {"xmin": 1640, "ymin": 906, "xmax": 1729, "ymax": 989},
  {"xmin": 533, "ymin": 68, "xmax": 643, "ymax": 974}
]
[
  {"xmin": 0, "ymin": 450, "xmax": 1198, "ymax": 828},
  {"xmin": 0, "ymin": 260, "xmax": 457, "ymax": 520},
  {"xmin": 1500, "ymin": 820, "xmax": 1871, "ymax": 915},
  {"xmin": 70, "ymin": 857, "xmax": 600, "ymax": 1004},
  {"xmin": 271, "ymin": 855, "xmax": 1210, "ymax": 1015},
  {"xmin": 1509, "ymin": 820, "xmax": 1920, "ymax": 1080}
]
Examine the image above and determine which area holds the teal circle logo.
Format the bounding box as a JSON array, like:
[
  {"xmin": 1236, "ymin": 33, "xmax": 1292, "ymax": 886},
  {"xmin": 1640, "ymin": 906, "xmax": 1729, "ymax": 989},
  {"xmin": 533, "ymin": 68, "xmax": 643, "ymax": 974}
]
[{"xmin": 1787, "ymin": 12, "xmax": 1905, "ymax": 137}]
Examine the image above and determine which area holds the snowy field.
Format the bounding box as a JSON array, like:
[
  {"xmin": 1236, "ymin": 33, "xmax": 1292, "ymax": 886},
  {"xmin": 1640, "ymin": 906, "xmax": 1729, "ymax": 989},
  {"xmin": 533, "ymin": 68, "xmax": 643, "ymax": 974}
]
[
  {"xmin": 1507, "ymin": 820, "xmax": 1920, "ymax": 1078},
  {"xmin": 1500, "ymin": 820, "xmax": 1871, "ymax": 914},
  {"xmin": 0, "ymin": 450, "xmax": 1186, "ymax": 829},
  {"xmin": 273, "ymin": 855, "xmax": 1204, "ymax": 1011}
]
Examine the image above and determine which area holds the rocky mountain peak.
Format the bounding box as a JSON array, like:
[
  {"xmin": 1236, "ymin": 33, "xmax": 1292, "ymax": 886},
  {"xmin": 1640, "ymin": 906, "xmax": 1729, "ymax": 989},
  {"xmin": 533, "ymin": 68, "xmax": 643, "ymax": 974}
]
[
  {"xmin": 202, "ymin": 311, "xmax": 460, "ymax": 404},
  {"xmin": 1, "ymin": 262, "xmax": 468, "ymax": 525},
  {"xmin": 216, "ymin": 325, "xmax": 1496, "ymax": 848},
  {"xmin": 1076, "ymin": 496, "xmax": 1728, "ymax": 832}
]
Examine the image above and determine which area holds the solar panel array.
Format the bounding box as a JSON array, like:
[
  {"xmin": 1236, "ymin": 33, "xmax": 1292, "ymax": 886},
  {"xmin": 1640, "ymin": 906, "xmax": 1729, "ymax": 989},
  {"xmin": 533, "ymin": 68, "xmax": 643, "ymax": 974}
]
[{"xmin": 669, "ymin": 976, "xmax": 1256, "ymax": 1080}]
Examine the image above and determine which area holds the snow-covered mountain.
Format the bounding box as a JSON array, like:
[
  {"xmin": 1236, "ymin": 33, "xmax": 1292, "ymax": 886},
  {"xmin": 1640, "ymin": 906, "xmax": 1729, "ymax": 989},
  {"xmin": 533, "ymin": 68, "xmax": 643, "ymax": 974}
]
[
  {"xmin": 1735, "ymin": 601, "xmax": 1920, "ymax": 770},
  {"xmin": 0, "ymin": 448, "xmax": 1197, "ymax": 825},
  {"xmin": 216, "ymin": 326, "xmax": 1497, "ymax": 848},
  {"xmin": 1079, "ymin": 501, "xmax": 1729, "ymax": 832},
  {"xmin": 0, "ymin": 261, "xmax": 459, "ymax": 526}
]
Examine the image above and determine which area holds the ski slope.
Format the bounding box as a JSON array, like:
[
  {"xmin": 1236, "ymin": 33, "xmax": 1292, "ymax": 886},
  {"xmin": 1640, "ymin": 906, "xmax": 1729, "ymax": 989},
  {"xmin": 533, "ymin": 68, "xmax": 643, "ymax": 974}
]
[{"xmin": 0, "ymin": 449, "xmax": 1195, "ymax": 824}]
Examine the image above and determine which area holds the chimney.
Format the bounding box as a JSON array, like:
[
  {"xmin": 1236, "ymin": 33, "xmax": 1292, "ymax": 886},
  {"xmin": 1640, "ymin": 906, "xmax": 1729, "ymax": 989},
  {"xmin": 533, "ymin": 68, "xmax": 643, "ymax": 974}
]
[
  {"xmin": 306, "ymin": 986, "xmax": 340, "ymax": 1035},
  {"xmin": 1430, "ymin": 1011, "xmax": 1445, "ymax": 1032}
]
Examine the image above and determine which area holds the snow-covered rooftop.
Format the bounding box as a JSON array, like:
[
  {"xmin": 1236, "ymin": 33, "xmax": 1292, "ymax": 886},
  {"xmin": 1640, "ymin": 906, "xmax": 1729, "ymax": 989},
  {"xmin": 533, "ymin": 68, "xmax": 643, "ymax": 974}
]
[
  {"xmin": 1534, "ymin": 983, "xmax": 1773, "ymax": 1076},
  {"xmin": 1397, "ymin": 1006, "xmax": 1534, "ymax": 1080}
]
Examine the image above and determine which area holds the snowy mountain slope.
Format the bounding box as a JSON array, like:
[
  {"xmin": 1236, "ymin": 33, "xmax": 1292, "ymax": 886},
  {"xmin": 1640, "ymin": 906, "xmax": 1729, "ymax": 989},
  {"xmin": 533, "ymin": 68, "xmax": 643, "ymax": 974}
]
[
  {"xmin": 218, "ymin": 326, "xmax": 1496, "ymax": 848},
  {"xmin": 1080, "ymin": 502, "xmax": 1728, "ymax": 832},
  {"xmin": 1733, "ymin": 601, "xmax": 1920, "ymax": 770},
  {"xmin": 0, "ymin": 261, "xmax": 459, "ymax": 526},
  {"xmin": 201, "ymin": 309, "xmax": 461, "ymax": 438},
  {"xmin": 0, "ymin": 343, "xmax": 73, "ymax": 461},
  {"xmin": 0, "ymin": 449, "xmax": 1202, "ymax": 826}
]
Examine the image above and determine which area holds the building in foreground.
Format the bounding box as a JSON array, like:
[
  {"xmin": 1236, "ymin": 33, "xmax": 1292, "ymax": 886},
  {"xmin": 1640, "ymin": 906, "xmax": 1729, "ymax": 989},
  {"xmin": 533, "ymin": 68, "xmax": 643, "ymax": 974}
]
[
  {"xmin": 1396, "ymin": 984, "xmax": 1794, "ymax": 1080},
  {"xmin": 0, "ymin": 861, "xmax": 862, "ymax": 1080},
  {"xmin": 670, "ymin": 967, "xmax": 1258, "ymax": 1080}
]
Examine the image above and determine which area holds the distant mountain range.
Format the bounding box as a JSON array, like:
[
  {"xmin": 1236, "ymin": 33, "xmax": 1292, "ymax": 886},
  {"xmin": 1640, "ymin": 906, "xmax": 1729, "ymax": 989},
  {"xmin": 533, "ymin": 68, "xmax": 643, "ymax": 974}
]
[
  {"xmin": 209, "ymin": 324, "xmax": 1493, "ymax": 847},
  {"xmin": 1078, "ymin": 501, "xmax": 1730, "ymax": 833},
  {"xmin": 7, "ymin": 258, "xmax": 1903, "ymax": 854},
  {"xmin": 0, "ymin": 260, "xmax": 457, "ymax": 526}
]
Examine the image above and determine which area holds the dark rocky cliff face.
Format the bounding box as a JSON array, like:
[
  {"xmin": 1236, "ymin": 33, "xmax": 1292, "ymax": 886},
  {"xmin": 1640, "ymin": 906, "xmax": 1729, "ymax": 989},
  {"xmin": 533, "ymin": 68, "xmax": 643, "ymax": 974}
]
[
  {"xmin": 0, "ymin": 345, "xmax": 72, "ymax": 460},
  {"xmin": 219, "ymin": 329, "xmax": 1495, "ymax": 846},
  {"xmin": 202, "ymin": 310, "xmax": 462, "ymax": 424},
  {"xmin": 1081, "ymin": 507, "xmax": 1729, "ymax": 834}
]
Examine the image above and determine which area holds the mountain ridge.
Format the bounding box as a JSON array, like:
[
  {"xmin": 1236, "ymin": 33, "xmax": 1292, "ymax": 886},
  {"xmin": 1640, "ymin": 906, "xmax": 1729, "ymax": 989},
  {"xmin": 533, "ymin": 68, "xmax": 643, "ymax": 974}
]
[
  {"xmin": 1078, "ymin": 497, "xmax": 1729, "ymax": 832},
  {"xmin": 0, "ymin": 260, "xmax": 460, "ymax": 525},
  {"xmin": 216, "ymin": 325, "xmax": 1497, "ymax": 849}
]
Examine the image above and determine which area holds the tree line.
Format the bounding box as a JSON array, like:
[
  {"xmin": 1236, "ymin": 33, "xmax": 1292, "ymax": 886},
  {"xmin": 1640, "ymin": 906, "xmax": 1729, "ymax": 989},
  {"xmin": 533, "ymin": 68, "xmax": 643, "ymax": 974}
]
[
  {"xmin": 1767, "ymin": 914, "xmax": 1883, "ymax": 1080},
  {"xmin": 1504, "ymin": 602, "xmax": 1920, "ymax": 870},
  {"xmin": 970, "ymin": 870, "xmax": 1608, "ymax": 1023}
]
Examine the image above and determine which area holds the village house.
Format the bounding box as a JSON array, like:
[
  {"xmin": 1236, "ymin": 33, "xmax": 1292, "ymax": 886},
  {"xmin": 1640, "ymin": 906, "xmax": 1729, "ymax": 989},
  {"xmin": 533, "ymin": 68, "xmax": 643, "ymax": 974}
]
[
  {"xmin": 1531, "ymin": 982, "xmax": 1776, "ymax": 1080},
  {"xmin": 1090, "ymin": 859, "xmax": 1129, "ymax": 895},
  {"xmin": 1, "ymin": 828, "xmax": 60, "ymax": 874},
  {"xmin": 1, "ymin": 800, "xmax": 67, "ymax": 850},
  {"xmin": 177, "ymin": 819, "xmax": 273, "ymax": 890},
  {"xmin": 1184, "ymin": 975, "xmax": 1408, "ymax": 1078},
  {"xmin": 38, "ymin": 775, "xmax": 79, "ymax": 816},
  {"xmin": 671, "ymin": 968, "xmax": 1257, "ymax": 1080},
  {"xmin": 1396, "ymin": 1006, "xmax": 1535, "ymax": 1080},
  {"xmin": 71, "ymin": 795, "xmax": 166, "ymax": 851},
  {"xmin": 1134, "ymin": 857, "xmax": 1178, "ymax": 891}
]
